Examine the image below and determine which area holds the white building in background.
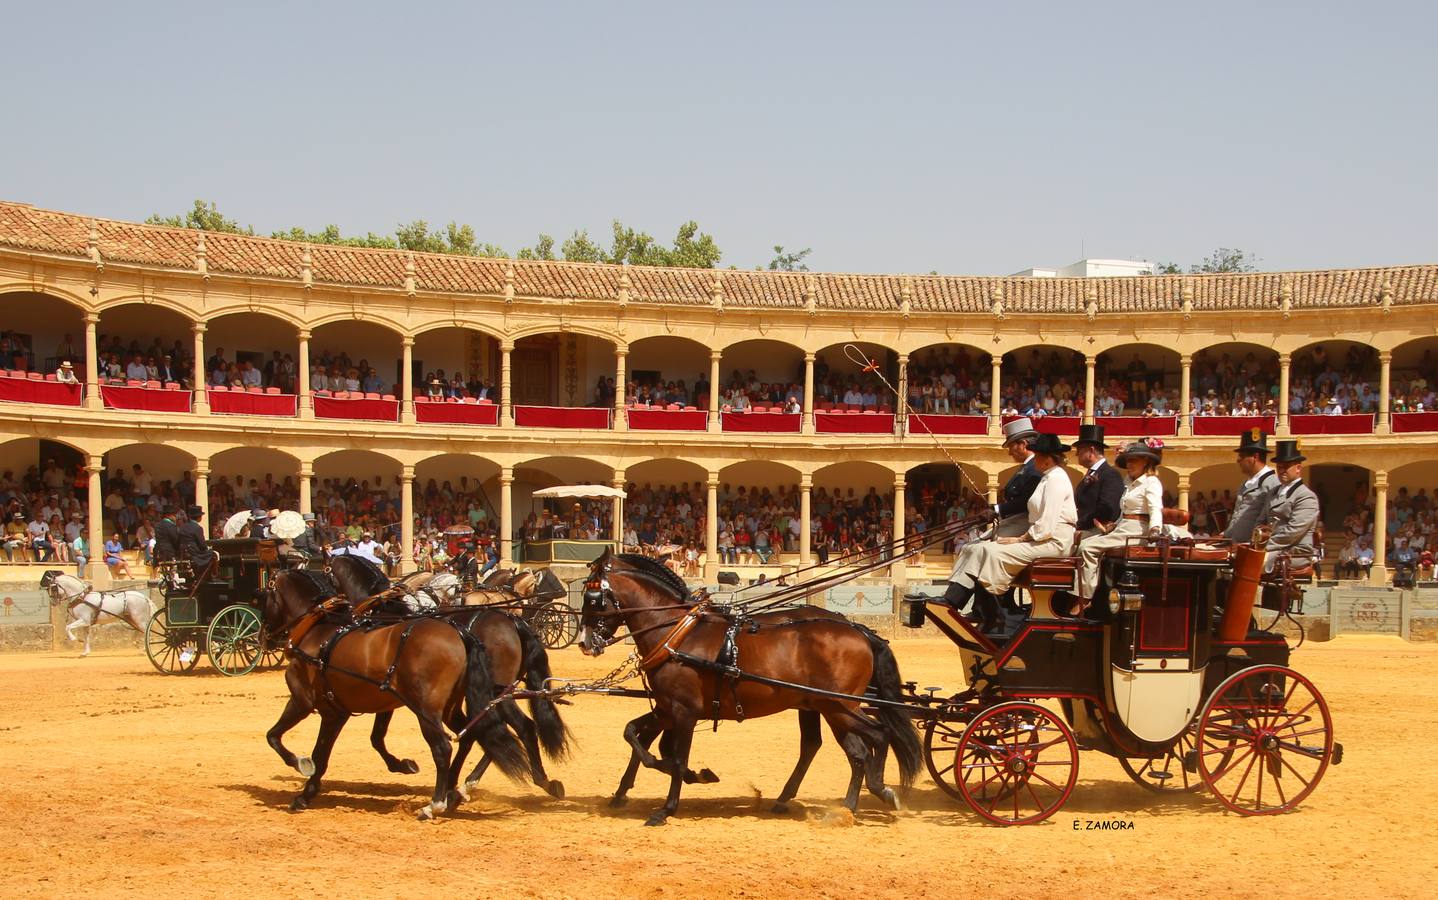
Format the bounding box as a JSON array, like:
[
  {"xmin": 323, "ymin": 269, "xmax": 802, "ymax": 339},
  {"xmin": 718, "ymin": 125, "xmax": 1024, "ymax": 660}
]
[{"xmin": 1013, "ymin": 258, "xmax": 1157, "ymax": 278}]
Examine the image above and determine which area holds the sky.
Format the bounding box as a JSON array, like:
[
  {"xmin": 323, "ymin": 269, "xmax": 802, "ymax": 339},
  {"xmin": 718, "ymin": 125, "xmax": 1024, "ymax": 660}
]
[{"xmin": 5, "ymin": 1, "xmax": 1436, "ymax": 276}]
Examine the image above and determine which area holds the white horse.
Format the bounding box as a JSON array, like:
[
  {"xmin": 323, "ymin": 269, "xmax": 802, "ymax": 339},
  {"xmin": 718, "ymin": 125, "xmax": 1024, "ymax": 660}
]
[
  {"xmin": 41, "ymin": 570, "xmax": 155, "ymax": 657},
  {"xmin": 402, "ymin": 572, "xmax": 462, "ymax": 612}
]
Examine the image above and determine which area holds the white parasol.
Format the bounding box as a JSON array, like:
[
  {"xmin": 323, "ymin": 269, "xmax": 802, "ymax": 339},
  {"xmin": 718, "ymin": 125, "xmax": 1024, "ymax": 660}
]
[
  {"xmin": 222, "ymin": 510, "xmax": 253, "ymax": 539},
  {"xmin": 270, "ymin": 510, "xmax": 307, "ymax": 540},
  {"xmin": 531, "ymin": 484, "xmax": 627, "ymax": 499}
]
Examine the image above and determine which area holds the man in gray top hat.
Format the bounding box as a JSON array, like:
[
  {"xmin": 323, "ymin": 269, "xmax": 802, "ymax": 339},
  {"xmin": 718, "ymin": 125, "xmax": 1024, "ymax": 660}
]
[
  {"xmin": 1261, "ymin": 439, "xmax": 1320, "ymax": 572},
  {"xmin": 289, "ymin": 512, "xmax": 322, "ymax": 560},
  {"xmin": 1224, "ymin": 428, "xmax": 1280, "ymax": 544}
]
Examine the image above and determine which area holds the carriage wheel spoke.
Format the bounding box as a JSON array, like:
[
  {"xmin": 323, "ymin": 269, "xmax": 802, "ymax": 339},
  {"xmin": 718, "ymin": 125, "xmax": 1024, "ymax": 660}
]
[
  {"xmin": 1268, "ymin": 698, "xmax": 1318, "ymax": 734},
  {"xmin": 1278, "ymin": 751, "xmax": 1317, "ymax": 786},
  {"xmin": 1211, "ymin": 743, "xmax": 1257, "ymax": 782},
  {"xmin": 1231, "ymin": 747, "xmax": 1260, "ymax": 808}
]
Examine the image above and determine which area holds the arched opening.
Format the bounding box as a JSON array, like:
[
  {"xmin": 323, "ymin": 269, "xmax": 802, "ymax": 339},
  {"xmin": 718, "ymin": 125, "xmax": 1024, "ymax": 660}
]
[
  {"xmin": 814, "ymin": 341, "xmax": 897, "ymax": 412},
  {"xmin": 1096, "ymin": 343, "xmax": 1182, "ymax": 415},
  {"xmin": 627, "ymin": 335, "xmax": 711, "ymax": 409},
  {"xmin": 512, "ymin": 332, "xmax": 616, "ymax": 408},
  {"xmin": 717, "ymin": 339, "xmax": 804, "ymax": 411},
  {"xmin": 97, "ymin": 303, "xmax": 194, "ymax": 387},
  {"xmin": 621, "ymin": 458, "xmax": 710, "ymax": 558},
  {"xmin": 512, "ymin": 456, "xmax": 617, "ymax": 561},
  {"xmin": 716, "ymin": 460, "xmax": 800, "ymax": 566},
  {"xmin": 904, "ymin": 462, "xmax": 990, "ymax": 555},
  {"xmin": 813, "ymin": 461, "xmax": 896, "ymax": 559},
  {"xmin": 413, "ymin": 326, "xmax": 502, "ymax": 402},
  {"xmin": 311, "ymin": 449, "xmax": 403, "ymax": 544},
  {"xmin": 204, "ymin": 312, "xmax": 299, "ymax": 392},
  {"xmin": 412, "ymin": 453, "xmax": 503, "ymax": 543},
  {"xmin": 1290, "ymin": 339, "xmax": 1379, "ymax": 415},
  {"xmin": 1389, "ymin": 337, "xmax": 1438, "ymax": 414},
  {"xmin": 1190, "ymin": 341, "xmax": 1280, "ymax": 417},
  {"xmin": 0, "ymin": 437, "xmax": 89, "ymax": 565},
  {"xmin": 0, "ymin": 291, "xmax": 85, "ymax": 375},
  {"xmin": 99, "ymin": 443, "xmax": 197, "ymax": 555},
  {"xmin": 309, "ymin": 320, "xmax": 403, "ymax": 397},
  {"xmin": 207, "ymin": 447, "xmax": 301, "ymax": 524},
  {"xmin": 906, "ymin": 342, "xmax": 992, "ymax": 415},
  {"xmin": 1002, "ymin": 345, "xmax": 1084, "ymax": 417},
  {"xmin": 1385, "ymin": 461, "xmax": 1438, "ymax": 577}
]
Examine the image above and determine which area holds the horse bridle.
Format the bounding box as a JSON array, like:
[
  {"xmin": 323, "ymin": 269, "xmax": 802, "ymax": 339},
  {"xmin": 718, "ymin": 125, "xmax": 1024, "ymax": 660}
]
[{"xmin": 582, "ymin": 560, "xmax": 709, "ymax": 650}]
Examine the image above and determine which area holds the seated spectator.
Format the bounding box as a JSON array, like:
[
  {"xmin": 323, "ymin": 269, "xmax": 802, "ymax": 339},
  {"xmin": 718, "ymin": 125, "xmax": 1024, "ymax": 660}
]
[
  {"xmin": 55, "ymin": 361, "xmax": 79, "ymax": 385},
  {"xmin": 104, "ymin": 533, "xmax": 131, "ymax": 578},
  {"xmin": 4, "ymin": 511, "xmax": 28, "ymax": 561}
]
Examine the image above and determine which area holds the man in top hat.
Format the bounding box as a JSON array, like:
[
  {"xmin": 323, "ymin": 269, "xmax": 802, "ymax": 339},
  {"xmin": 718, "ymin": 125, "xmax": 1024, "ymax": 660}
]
[
  {"xmin": 289, "ymin": 511, "xmax": 322, "ymax": 560},
  {"xmin": 1224, "ymin": 428, "xmax": 1280, "ymax": 544},
  {"xmin": 153, "ymin": 506, "xmax": 181, "ymax": 564},
  {"xmin": 450, "ymin": 538, "xmax": 480, "ymax": 586},
  {"xmin": 179, "ymin": 504, "xmax": 216, "ymax": 572},
  {"xmin": 991, "ymin": 417, "xmax": 1043, "ymax": 537},
  {"xmin": 943, "ymin": 432, "xmax": 1078, "ymax": 633},
  {"xmin": 249, "ymin": 508, "xmax": 272, "ymax": 540},
  {"xmin": 1073, "ymin": 424, "xmax": 1124, "ymax": 546},
  {"xmin": 1260, "ymin": 440, "xmax": 1319, "ymax": 572}
]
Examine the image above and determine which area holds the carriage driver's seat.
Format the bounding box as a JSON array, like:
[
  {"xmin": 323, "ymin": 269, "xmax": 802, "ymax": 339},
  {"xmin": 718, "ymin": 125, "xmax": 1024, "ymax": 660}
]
[{"xmin": 1013, "ymin": 557, "xmax": 1085, "ymax": 620}]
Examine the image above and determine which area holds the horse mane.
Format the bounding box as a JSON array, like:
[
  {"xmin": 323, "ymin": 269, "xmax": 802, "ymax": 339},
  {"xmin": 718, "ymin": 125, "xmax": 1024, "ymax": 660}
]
[
  {"xmin": 287, "ymin": 567, "xmax": 337, "ymax": 601},
  {"xmin": 615, "ymin": 553, "xmax": 691, "ymax": 600},
  {"xmin": 335, "ymin": 554, "xmax": 390, "ymax": 595}
]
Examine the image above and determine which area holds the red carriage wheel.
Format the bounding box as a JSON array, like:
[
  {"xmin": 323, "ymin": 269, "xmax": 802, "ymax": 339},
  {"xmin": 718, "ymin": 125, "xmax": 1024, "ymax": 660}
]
[
  {"xmin": 1196, "ymin": 665, "xmax": 1334, "ymax": 816},
  {"xmin": 955, "ymin": 701, "xmax": 1078, "ymax": 826}
]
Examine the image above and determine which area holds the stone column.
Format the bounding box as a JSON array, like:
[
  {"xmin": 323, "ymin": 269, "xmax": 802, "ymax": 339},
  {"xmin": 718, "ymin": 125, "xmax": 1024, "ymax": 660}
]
[
  {"xmin": 799, "ymin": 474, "xmax": 813, "ymax": 566},
  {"xmin": 801, "ymin": 352, "xmax": 816, "ymax": 435},
  {"xmin": 986, "ymin": 471, "xmax": 999, "ymax": 507},
  {"xmin": 1378, "ymin": 350, "xmax": 1392, "ymax": 434},
  {"xmin": 705, "ymin": 475, "xmax": 719, "ymax": 580},
  {"xmin": 895, "ymin": 353, "xmax": 909, "ymax": 434},
  {"xmin": 1371, "ymin": 471, "xmax": 1388, "ymax": 586},
  {"xmin": 500, "ymin": 341, "xmax": 514, "ymax": 427},
  {"xmin": 708, "ymin": 350, "xmax": 722, "ymax": 431},
  {"xmin": 192, "ymin": 322, "xmax": 209, "ymax": 414},
  {"xmin": 86, "ymin": 456, "xmax": 108, "ymax": 586},
  {"xmin": 613, "ymin": 347, "xmax": 628, "ymax": 432},
  {"xmin": 297, "ymin": 329, "xmax": 313, "ymax": 419},
  {"xmin": 500, "ymin": 466, "xmax": 514, "ymax": 566},
  {"xmin": 892, "ymin": 473, "xmax": 907, "ymax": 584},
  {"xmin": 194, "ymin": 460, "xmax": 210, "ymax": 536},
  {"xmin": 83, "ymin": 312, "xmax": 101, "ymax": 410},
  {"xmin": 1083, "ymin": 354, "xmax": 1096, "ymax": 425},
  {"xmin": 1179, "ymin": 354, "xmax": 1193, "ymax": 436},
  {"xmin": 989, "ymin": 355, "xmax": 1003, "ymax": 436},
  {"xmin": 1177, "ymin": 472, "xmax": 1191, "ymax": 515},
  {"xmin": 400, "ymin": 465, "xmax": 416, "ymax": 574},
  {"xmin": 400, "ymin": 336, "xmax": 415, "ymax": 424},
  {"xmin": 298, "ymin": 462, "xmax": 313, "ymax": 516},
  {"xmin": 610, "ymin": 471, "xmax": 625, "ymax": 542},
  {"xmin": 1277, "ymin": 353, "xmax": 1292, "ymax": 436}
]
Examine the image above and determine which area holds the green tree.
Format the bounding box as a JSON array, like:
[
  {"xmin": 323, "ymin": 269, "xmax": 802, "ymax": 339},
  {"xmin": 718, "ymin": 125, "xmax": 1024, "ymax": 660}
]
[
  {"xmin": 517, "ymin": 234, "xmax": 557, "ymax": 261},
  {"xmin": 146, "ymin": 200, "xmax": 253, "ymax": 234},
  {"xmin": 767, "ymin": 245, "xmax": 812, "ymax": 271},
  {"xmin": 269, "ymin": 225, "xmax": 398, "ymax": 249},
  {"xmin": 560, "ymin": 229, "xmax": 606, "ymax": 262},
  {"xmin": 1189, "ymin": 248, "xmax": 1259, "ymax": 274},
  {"xmin": 1153, "ymin": 262, "xmax": 1183, "ymax": 275}
]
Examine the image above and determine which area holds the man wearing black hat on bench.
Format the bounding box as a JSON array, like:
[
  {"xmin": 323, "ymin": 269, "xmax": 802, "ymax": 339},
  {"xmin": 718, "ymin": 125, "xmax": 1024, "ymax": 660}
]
[
  {"xmin": 179, "ymin": 505, "xmax": 216, "ymax": 572},
  {"xmin": 1261, "ymin": 439, "xmax": 1319, "ymax": 572},
  {"xmin": 1073, "ymin": 423, "xmax": 1124, "ymax": 546},
  {"xmin": 1224, "ymin": 428, "xmax": 1280, "ymax": 544}
]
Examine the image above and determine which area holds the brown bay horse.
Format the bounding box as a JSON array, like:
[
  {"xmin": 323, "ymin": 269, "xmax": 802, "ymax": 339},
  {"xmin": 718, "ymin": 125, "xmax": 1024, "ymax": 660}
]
[
  {"xmin": 263, "ymin": 570, "xmax": 530, "ymax": 818},
  {"xmin": 578, "ymin": 550, "xmax": 921, "ymax": 826},
  {"xmin": 314, "ymin": 556, "xmax": 571, "ymax": 799}
]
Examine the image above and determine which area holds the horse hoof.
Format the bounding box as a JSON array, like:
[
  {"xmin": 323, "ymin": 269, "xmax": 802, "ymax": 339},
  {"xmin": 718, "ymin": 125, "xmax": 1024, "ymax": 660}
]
[
  {"xmin": 697, "ymin": 768, "xmax": 719, "ymax": 784},
  {"xmin": 643, "ymin": 812, "xmax": 669, "ymax": 826},
  {"xmin": 883, "ymin": 788, "xmax": 902, "ymax": 811},
  {"xmin": 545, "ymin": 780, "xmax": 565, "ymax": 799},
  {"xmin": 399, "ymin": 759, "xmax": 420, "ymax": 775},
  {"xmin": 455, "ymin": 784, "xmax": 471, "ymax": 803},
  {"xmin": 608, "ymin": 795, "xmax": 629, "ymax": 809},
  {"xmin": 417, "ymin": 806, "xmax": 434, "ymax": 821},
  {"xmin": 289, "ymin": 797, "xmax": 308, "ymax": 812},
  {"xmin": 446, "ymin": 789, "xmax": 464, "ymax": 809},
  {"xmin": 296, "ymin": 757, "xmax": 315, "ymax": 778}
]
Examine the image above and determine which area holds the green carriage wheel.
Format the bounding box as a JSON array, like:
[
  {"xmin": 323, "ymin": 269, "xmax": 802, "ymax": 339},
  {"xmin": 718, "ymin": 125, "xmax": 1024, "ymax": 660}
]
[
  {"xmin": 207, "ymin": 605, "xmax": 264, "ymax": 677},
  {"xmin": 145, "ymin": 609, "xmax": 202, "ymax": 675},
  {"xmin": 533, "ymin": 601, "xmax": 578, "ymax": 650}
]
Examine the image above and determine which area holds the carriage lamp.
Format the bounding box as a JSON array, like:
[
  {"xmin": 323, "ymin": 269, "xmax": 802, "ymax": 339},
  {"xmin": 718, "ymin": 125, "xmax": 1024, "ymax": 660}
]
[{"xmin": 1112, "ymin": 568, "xmax": 1143, "ymax": 616}]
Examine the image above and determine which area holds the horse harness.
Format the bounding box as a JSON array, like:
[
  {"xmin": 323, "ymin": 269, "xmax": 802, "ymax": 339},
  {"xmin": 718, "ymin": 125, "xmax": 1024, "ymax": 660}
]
[{"xmin": 54, "ymin": 580, "xmax": 122, "ymax": 619}]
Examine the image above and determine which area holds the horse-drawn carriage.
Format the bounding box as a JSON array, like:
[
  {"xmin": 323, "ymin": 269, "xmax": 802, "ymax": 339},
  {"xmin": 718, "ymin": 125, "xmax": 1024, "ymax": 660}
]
[
  {"xmin": 902, "ymin": 536, "xmax": 1341, "ymax": 824},
  {"xmin": 145, "ymin": 538, "xmax": 300, "ymax": 676}
]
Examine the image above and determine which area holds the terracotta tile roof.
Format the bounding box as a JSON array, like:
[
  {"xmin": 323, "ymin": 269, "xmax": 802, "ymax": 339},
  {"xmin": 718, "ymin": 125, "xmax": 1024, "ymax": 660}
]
[{"xmin": 2, "ymin": 200, "xmax": 1436, "ymax": 313}]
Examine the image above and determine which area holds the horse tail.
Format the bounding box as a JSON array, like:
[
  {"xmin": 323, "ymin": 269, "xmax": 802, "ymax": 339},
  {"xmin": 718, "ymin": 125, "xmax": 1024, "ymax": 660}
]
[
  {"xmin": 460, "ymin": 630, "xmax": 530, "ymax": 782},
  {"xmin": 514, "ymin": 616, "xmax": 571, "ymax": 760},
  {"xmin": 855, "ymin": 624, "xmax": 922, "ymax": 789}
]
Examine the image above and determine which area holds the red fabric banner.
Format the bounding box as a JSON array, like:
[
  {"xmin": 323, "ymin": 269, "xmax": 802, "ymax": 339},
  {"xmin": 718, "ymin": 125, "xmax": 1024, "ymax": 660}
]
[
  {"xmin": 1392, "ymin": 412, "xmax": 1438, "ymax": 434},
  {"xmin": 1192, "ymin": 415, "xmax": 1277, "ymax": 436},
  {"xmin": 815, "ymin": 412, "xmax": 895, "ymax": 434},
  {"xmin": 907, "ymin": 414, "xmax": 989, "ymax": 436},
  {"xmin": 1290, "ymin": 413, "xmax": 1374, "ymax": 435},
  {"xmin": 101, "ymin": 385, "xmax": 192, "ymax": 413},
  {"xmin": 208, "ymin": 390, "xmax": 297, "ymax": 417},
  {"xmin": 514, "ymin": 406, "xmax": 611, "ymax": 428},
  {"xmin": 0, "ymin": 376, "xmax": 83, "ymax": 407},
  {"xmin": 1097, "ymin": 415, "xmax": 1178, "ymax": 437},
  {"xmin": 721, "ymin": 411, "xmax": 802, "ymax": 433},
  {"xmin": 313, "ymin": 396, "xmax": 400, "ymax": 422},
  {"xmin": 415, "ymin": 400, "xmax": 500, "ymax": 426},
  {"xmin": 1002, "ymin": 414, "xmax": 1080, "ymax": 436},
  {"xmin": 626, "ymin": 408, "xmax": 708, "ymax": 431}
]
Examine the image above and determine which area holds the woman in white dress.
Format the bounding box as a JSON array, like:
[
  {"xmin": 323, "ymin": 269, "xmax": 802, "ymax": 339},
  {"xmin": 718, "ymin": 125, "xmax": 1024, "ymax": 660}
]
[{"xmin": 1077, "ymin": 437, "xmax": 1165, "ymax": 600}]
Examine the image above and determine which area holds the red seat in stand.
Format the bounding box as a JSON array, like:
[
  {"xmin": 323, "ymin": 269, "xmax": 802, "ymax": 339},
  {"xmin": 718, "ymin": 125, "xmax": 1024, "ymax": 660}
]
[{"xmin": 265, "ymin": 386, "xmax": 281, "ymax": 395}]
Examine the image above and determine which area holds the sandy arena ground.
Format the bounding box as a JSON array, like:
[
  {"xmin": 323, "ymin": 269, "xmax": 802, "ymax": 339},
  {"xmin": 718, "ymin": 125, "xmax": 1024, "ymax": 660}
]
[{"xmin": 0, "ymin": 634, "xmax": 1433, "ymax": 898}]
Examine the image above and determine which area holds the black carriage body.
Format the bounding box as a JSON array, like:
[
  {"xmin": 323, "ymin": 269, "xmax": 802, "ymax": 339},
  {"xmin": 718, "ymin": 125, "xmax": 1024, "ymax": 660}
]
[{"xmin": 162, "ymin": 538, "xmax": 278, "ymax": 625}]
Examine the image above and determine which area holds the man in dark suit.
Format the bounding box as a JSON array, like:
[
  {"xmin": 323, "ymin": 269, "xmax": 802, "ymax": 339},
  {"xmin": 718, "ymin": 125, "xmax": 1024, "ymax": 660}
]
[
  {"xmin": 1073, "ymin": 424, "xmax": 1124, "ymax": 546},
  {"xmin": 179, "ymin": 505, "xmax": 216, "ymax": 572},
  {"xmin": 153, "ymin": 509, "xmax": 181, "ymax": 563}
]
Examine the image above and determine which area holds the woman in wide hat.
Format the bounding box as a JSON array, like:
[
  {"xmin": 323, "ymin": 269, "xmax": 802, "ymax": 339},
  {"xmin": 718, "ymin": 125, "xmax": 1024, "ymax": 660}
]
[
  {"xmin": 946, "ymin": 432, "xmax": 1078, "ymax": 632},
  {"xmin": 1076, "ymin": 436, "xmax": 1166, "ymax": 600}
]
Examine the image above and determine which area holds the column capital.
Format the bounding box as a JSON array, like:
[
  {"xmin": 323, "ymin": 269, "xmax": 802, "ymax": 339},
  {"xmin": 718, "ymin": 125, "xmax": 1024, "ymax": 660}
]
[
  {"xmin": 193, "ymin": 459, "xmax": 210, "ymax": 477},
  {"xmin": 615, "ymin": 346, "xmax": 629, "ymax": 358},
  {"xmin": 500, "ymin": 340, "xmax": 515, "ymax": 353},
  {"xmin": 707, "ymin": 474, "xmax": 720, "ymax": 490},
  {"xmin": 1180, "ymin": 354, "xmax": 1193, "ymax": 366},
  {"xmin": 401, "ymin": 336, "xmax": 415, "ymax": 348},
  {"xmin": 84, "ymin": 312, "xmax": 101, "ymax": 326},
  {"xmin": 297, "ymin": 329, "xmax": 312, "ymax": 341},
  {"xmin": 611, "ymin": 469, "xmax": 626, "ymax": 485},
  {"xmin": 803, "ymin": 352, "xmax": 816, "ymax": 363},
  {"xmin": 401, "ymin": 464, "xmax": 415, "ymax": 481},
  {"xmin": 800, "ymin": 473, "xmax": 813, "ymax": 488},
  {"xmin": 86, "ymin": 461, "xmax": 104, "ymax": 475},
  {"xmin": 893, "ymin": 474, "xmax": 906, "ymax": 489},
  {"xmin": 897, "ymin": 353, "xmax": 909, "ymax": 365},
  {"xmin": 1279, "ymin": 352, "xmax": 1292, "ymax": 364},
  {"xmin": 1085, "ymin": 354, "xmax": 1097, "ymax": 366},
  {"xmin": 1380, "ymin": 350, "xmax": 1393, "ymax": 364},
  {"xmin": 299, "ymin": 462, "xmax": 314, "ymax": 478},
  {"xmin": 191, "ymin": 321, "xmax": 207, "ymax": 335},
  {"xmin": 710, "ymin": 349, "xmax": 723, "ymax": 363},
  {"xmin": 1374, "ymin": 471, "xmax": 1389, "ymax": 489},
  {"xmin": 1177, "ymin": 472, "xmax": 1191, "ymax": 489},
  {"xmin": 500, "ymin": 466, "xmax": 514, "ymax": 483}
]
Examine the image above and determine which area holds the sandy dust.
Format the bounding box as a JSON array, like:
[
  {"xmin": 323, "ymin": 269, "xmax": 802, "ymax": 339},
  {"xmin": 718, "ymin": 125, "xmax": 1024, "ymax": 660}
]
[{"xmin": 0, "ymin": 634, "xmax": 1433, "ymax": 899}]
